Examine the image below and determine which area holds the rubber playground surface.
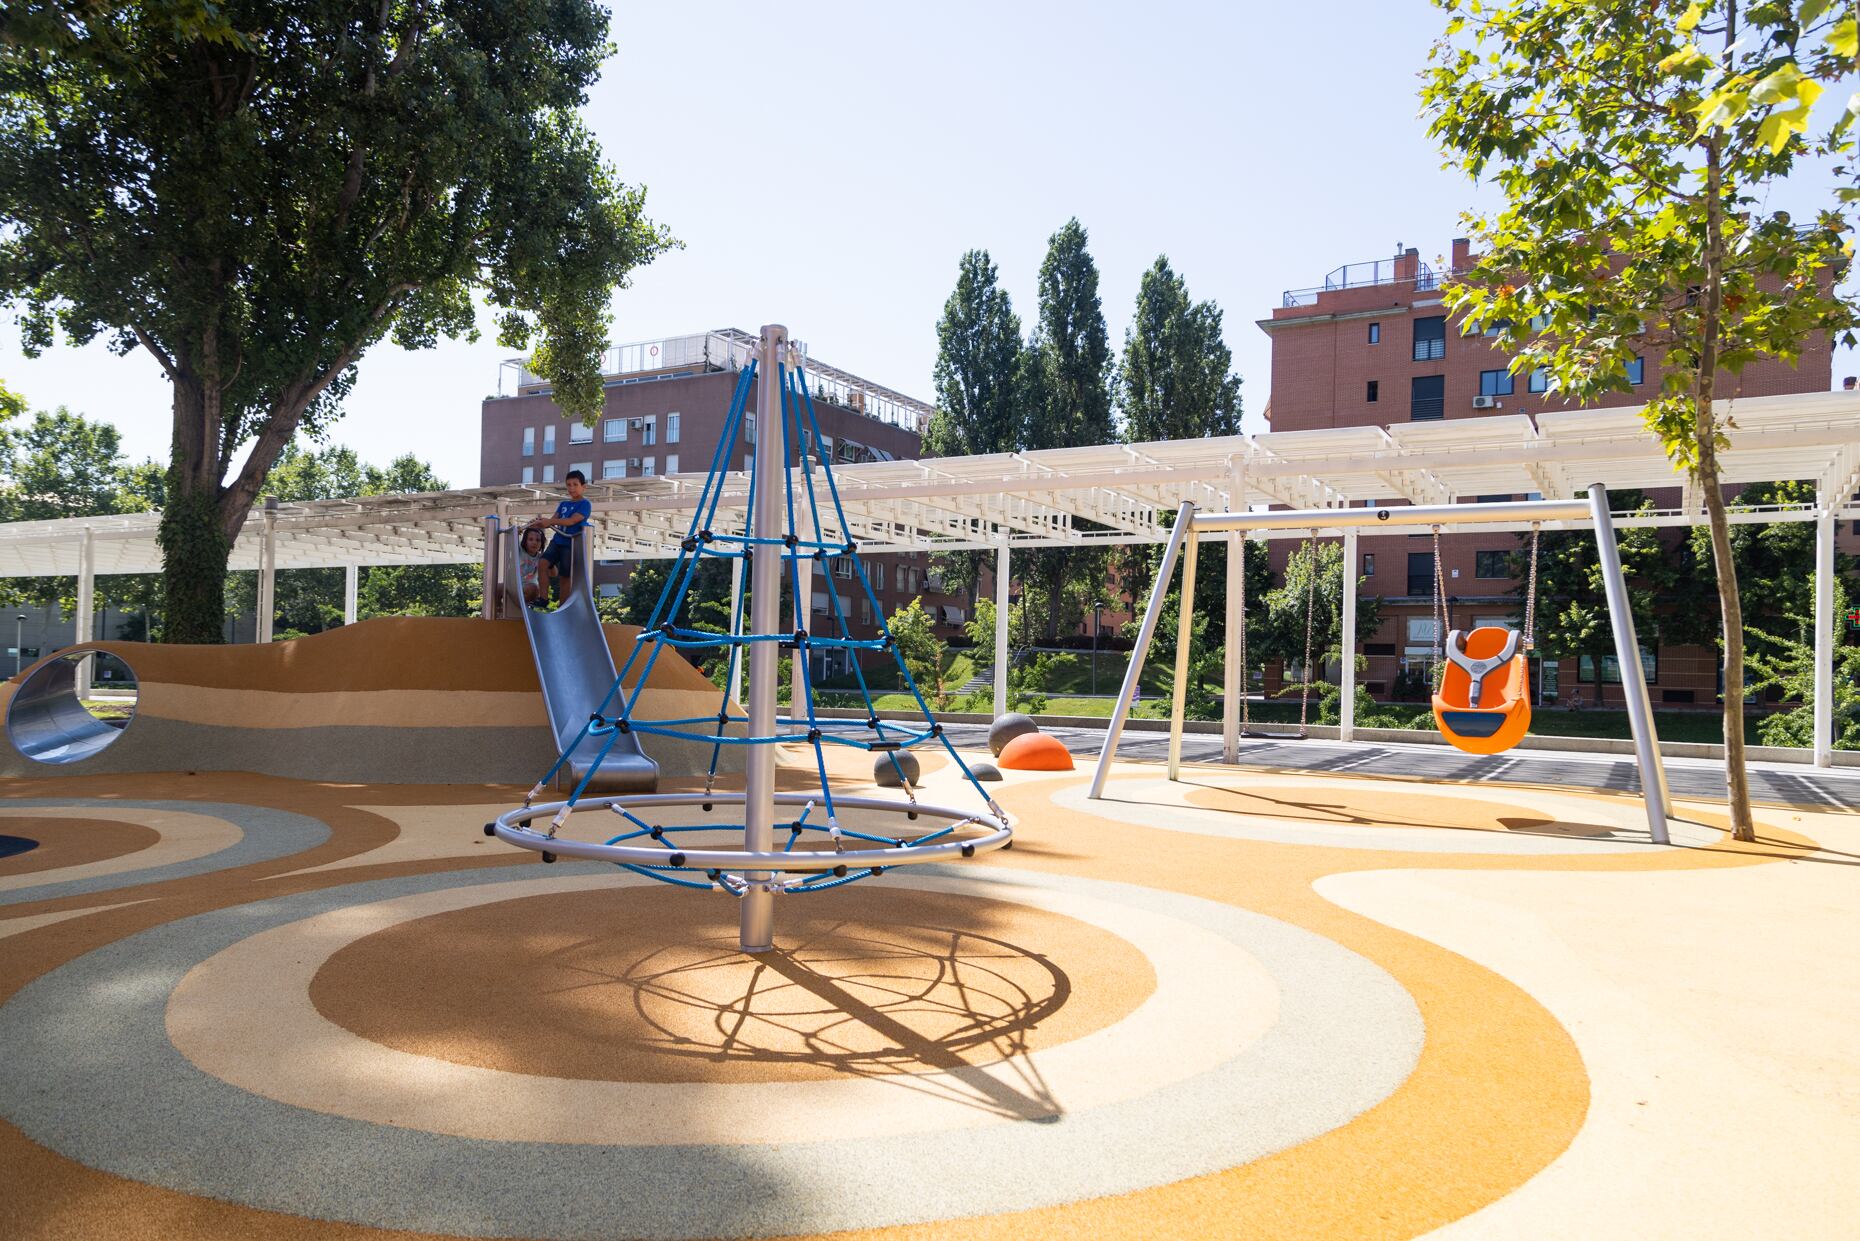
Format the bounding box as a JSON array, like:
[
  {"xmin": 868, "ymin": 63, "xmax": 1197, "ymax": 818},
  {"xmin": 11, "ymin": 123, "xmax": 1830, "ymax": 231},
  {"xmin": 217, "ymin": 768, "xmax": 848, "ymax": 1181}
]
[{"xmin": 1, "ymin": 749, "xmax": 1857, "ymax": 1240}]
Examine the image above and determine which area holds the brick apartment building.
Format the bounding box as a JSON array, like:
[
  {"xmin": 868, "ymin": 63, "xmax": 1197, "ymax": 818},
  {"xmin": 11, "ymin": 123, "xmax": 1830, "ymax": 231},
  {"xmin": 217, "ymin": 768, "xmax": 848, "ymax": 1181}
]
[
  {"xmin": 1258, "ymin": 239, "xmax": 1839, "ymax": 707},
  {"xmin": 480, "ymin": 329, "xmax": 971, "ymax": 677}
]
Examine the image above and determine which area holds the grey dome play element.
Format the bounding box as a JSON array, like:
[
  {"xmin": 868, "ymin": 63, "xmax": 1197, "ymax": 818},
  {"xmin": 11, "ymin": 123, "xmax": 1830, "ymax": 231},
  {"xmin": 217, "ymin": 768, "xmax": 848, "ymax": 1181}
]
[
  {"xmin": 969, "ymin": 760, "xmax": 1003, "ymax": 782},
  {"xmin": 988, "ymin": 713, "xmax": 1039, "ymax": 756},
  {"xmin": 874, "ymin": 750, "xmax": 922, "ymax": 787},
  {"xmin": 6, "ymin": 652, "xmax": 135, "ymax": 765}
]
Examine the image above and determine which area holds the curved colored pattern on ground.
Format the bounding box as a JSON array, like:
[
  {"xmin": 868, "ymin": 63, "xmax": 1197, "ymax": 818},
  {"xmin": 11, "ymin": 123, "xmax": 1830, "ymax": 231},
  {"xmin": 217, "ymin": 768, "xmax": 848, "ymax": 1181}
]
[{"xmin": 0, "ymin": 756, "xmax": 1845, "ymax": 1240}]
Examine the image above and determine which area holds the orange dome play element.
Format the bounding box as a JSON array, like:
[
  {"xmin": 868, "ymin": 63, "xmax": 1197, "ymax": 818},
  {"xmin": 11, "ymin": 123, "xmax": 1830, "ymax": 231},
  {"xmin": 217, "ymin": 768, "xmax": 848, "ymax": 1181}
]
[
  {"xmin": 996, "ymin": 730, "xmax": 1075, "ymax": 771},
  {"xmin": 1432, "ymin": 626, "xmax": 1532, "ymax": 755}
]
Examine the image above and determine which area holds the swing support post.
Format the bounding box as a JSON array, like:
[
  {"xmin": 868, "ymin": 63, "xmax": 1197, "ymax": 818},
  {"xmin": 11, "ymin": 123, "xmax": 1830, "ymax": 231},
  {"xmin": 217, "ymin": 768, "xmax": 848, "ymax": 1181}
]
[
  {"xmin": 1090, "ymin": 503, "xmax": 1195, "ymax": 799},
  {"xmin": 1587, "ymin": 483, "xmax": 1673, "ymax": 845},
  {"xmin": 1340, "ymin": 528, "xmax": 1358, "ymax": 742}
]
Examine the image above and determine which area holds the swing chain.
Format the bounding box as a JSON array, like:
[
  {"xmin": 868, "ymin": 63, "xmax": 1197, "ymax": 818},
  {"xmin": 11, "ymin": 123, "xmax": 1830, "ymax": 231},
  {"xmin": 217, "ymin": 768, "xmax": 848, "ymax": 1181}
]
[
  {"xmin": 1431, "ymin": 526, "xmax": 1447, "ymax": 676},
  {"xmin": 1523, "ymin": 522, "xmax": 1541, "ymax": 652}
]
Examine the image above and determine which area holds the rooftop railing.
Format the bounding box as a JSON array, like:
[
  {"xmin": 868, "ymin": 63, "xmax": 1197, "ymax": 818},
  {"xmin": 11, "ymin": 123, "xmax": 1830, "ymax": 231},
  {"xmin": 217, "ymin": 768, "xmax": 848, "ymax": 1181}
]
[{"xmin": 1282, "ymin": 257, "xmax": 1444, "ymax": 308}]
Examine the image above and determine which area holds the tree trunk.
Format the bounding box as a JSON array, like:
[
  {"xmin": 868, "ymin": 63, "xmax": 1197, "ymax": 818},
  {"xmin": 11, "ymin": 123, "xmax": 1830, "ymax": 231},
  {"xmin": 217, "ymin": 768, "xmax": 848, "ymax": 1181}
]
[
  {"xmin": 159, "ymin": 372, "xmax": 232, "ymax": 643},
  {"xmin": 1701, "ymin": 118, "xmax": 1757, "ymax": 842}
]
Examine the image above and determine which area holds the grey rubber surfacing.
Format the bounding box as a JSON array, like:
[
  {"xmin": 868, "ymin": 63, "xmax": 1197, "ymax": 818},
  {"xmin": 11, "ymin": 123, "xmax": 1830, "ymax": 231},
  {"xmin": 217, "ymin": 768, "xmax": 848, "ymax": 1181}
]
[{"xmin": 0, "ymin": 861, "xmax": 1421, "ymax": 1240}]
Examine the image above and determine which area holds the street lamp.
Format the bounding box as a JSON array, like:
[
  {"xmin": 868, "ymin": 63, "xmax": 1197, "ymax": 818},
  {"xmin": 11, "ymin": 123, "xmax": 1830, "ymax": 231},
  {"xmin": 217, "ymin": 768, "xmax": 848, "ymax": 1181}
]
[{"xmin": 14, "ymin": 613, "xmax": 25, "ymax": 677}]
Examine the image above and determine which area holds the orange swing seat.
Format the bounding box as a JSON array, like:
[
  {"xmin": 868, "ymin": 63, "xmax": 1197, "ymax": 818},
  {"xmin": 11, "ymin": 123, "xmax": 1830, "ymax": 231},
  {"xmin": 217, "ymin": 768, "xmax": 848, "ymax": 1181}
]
[{"xmin": 1432, "ymin": 626, "xmax": 1532, "ymax": 755}]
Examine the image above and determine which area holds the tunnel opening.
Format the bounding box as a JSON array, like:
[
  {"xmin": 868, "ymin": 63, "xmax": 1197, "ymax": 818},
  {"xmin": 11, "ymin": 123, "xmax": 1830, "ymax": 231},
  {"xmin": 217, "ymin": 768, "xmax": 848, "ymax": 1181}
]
[{"xmin": 7, "ymin": 650, "xmax": 138, "ymax": 765}]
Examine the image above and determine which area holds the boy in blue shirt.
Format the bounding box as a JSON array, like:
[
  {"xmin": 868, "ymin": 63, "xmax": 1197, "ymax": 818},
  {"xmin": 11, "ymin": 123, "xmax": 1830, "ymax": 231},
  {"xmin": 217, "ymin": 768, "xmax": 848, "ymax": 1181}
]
[{"xmin": 527, "ymin": 469, "xmax": 591, "ymax": 605}]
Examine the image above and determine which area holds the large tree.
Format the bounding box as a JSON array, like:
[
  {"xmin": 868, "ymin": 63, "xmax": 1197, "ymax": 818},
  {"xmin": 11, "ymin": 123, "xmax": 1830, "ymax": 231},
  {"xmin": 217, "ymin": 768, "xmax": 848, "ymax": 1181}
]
[
  {"xmin": 1024, "ymin": 218, "xmax": 1115, "ymax": 641},
  {"xmin": 1422, "ymin": 0, "xmax": 1856, "ymax": 839},
  {"xmin": 923, "ymin": 249, "xmax": 1027, "ymax": 599},
  {"xmin": 1117, "ymin": 255, "xmax": 1242, "ymax": 443},
  {"xmin": 0, "ymin": 1, "xmax": 674, "ymax": 642}
]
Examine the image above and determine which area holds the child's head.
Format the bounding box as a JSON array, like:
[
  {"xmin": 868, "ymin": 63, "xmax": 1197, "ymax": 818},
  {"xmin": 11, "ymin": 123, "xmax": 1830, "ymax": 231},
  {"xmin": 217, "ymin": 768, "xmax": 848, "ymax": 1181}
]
[
  {"xmin": 564, "ymin": 469, "xmax": 586, "ymax": 497},
  {"xmin": 520, "ymin": 527, "xmax": 544, "ymax": 554}
]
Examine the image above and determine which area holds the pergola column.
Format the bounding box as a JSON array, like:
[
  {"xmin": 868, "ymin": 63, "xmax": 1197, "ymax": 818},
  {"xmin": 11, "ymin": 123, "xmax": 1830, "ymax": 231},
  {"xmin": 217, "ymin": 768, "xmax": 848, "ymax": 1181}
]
[
  {"xmin": 256, "ymin": 498, "xmax": 277, "ymax": 644},
  {"xmin": 1340, "ymin": 527, "xmax": 1359, "ymax": 741},
  {"xmin": 1814, "ymin": 496, "xmax": 1835, "ymax": 767},
  {"xmin": 344, "ymin": 564, "xmax": 360, "ymax": 626},
  {"xmin": 73, "ymin": 524, "xmax": 95, "ymax": 692},
  {"xmin": 1222, "ymin": 457, "xmax": 1245, "ymax": 763},
  {"xmin": 993, "ymin": 538, "xmax": 1010, "ymax": 717}
]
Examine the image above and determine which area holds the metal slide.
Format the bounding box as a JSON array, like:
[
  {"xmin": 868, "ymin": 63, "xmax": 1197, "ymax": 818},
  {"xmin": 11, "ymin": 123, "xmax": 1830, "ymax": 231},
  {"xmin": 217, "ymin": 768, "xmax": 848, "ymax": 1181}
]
[{"xmin": 500, "ymin": 525, "xmax": 658, "ymax": 794}]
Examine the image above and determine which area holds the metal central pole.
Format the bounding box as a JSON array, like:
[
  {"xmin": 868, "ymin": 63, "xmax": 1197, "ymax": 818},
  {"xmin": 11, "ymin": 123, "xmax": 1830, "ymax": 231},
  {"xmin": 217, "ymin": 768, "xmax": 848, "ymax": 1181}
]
[{"xmin": 741, "ymin": 323, "xmax": 787, "ymax": 953}]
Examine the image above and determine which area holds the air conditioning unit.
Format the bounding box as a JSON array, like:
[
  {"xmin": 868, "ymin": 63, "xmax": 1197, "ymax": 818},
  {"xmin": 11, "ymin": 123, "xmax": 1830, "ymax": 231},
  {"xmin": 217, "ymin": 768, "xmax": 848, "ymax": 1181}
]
[
  {"xmin": 628, "ymin": 457, "xmax": 641, "ymax": 469},
  {"xmin": 629, "ymin": 418, "xmax": 644, "ymax": 429},
  {"xmin": 1471, "ymin": 395, "xmax": 1500, "ymax": 409}
]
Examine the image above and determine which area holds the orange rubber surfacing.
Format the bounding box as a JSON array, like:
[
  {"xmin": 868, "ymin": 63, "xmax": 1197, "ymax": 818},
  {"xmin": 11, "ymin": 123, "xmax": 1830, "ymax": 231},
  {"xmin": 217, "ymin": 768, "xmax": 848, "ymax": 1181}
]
[
  {"xmin": 997, "ymin": 731, "xmax": 1075, "ymax": 771},
  {"xmin": 1433, "ymin": 627, "xmax": 1532, "ymax": 755}
]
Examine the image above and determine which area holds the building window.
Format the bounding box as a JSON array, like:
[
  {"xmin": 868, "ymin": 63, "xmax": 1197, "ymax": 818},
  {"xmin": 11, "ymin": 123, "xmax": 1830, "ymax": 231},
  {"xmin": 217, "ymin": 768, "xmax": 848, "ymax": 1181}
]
[
  {"xmin": 604, "ymin": 419, "xmax": 626, "ymax": 442},
  {"xmin": 1362, "ymin": 553, "xmax": 1375, "ymax": 577},
  {"xmin": 1474, "ymin": 550, "xmax": 1510, "ymax": 578},
  {"xmin": 663, "ymin": 453, "xmax": 679, "ymax": 474},
  {"xmin": 1528, "ymin": 366, "xmax": 1550, "ymax": 393},
  {"xmin": 1413, "ymin": 316, "xmax": 1446, "ymax": 361},
  {"xmin": 521, "ymin": 466, "xmax": 535, "ymax": 484},
  {"xmin": 1481, "ymin": 318, "xmax": 1513, "ymax": 337},
  {"xmin": 1410, "ymin": 374, "xmax": 1445, "ymax": 421},
  {"xmin": 522, "ymin": 428, "xmax": 535, "ymax": 457},
  {"xmin": 833, "ymin": 556, "xmax": 854, "ymax": 580},
  {"xmin": 602, "ymin": 460, "xmax": 625, "ymax": 480},
  {"xmin": 569, "ymin": 422, "xmax": 593, "ymax": 445},
  {"xmin": 746, "ymin": 413, "xmax": 756, "ymax": 444},
  {"xmin": 1368, "ymin": 322, "xmax": 1381, "ymax": 344},
  {"xmin": 542, "ymin": 464, "xmax": 555, "ymax": 483},
  {"xmin": 569, "ymin": 461, "xmax": 591, "ymax": 479},
  {"xmin": 1407, "ymin": 552, "xmax": 1435, "ymax": 597},
  {"xmin": 1366, "ymin": 380, "xmax": 1379, "ymax": 403},
  {"xmin": 909, "ymin": 567, "xmax": 919, "ymax": 593},
  {"xmin": 1478, "ymin": 369, "xmax": 1514, "ymax": 397},
  {"xmin": 1626, "ymin": 355, "xmax": 1645, "ymax": 385},
  {"xmin": 642, "ymin": 417, "xmax": 656, "ymax": 447},
  {"xmin": 543, "ymin": 425, "xmax": 556, "ymax": 454},
  {"xmin": 639, "ymin": 457, "xmax": 654, "ymax": 477},
  {"xmin": 1579, "ymin": 648, "xmax": 1657, "ymax": 684},
  {"xmin": 666, "ymin": 412, "xmax": 680, "ymax": 444},
  {"xmin": 860, "ymin": 599, "xmax": 872, "ymax": 626}
]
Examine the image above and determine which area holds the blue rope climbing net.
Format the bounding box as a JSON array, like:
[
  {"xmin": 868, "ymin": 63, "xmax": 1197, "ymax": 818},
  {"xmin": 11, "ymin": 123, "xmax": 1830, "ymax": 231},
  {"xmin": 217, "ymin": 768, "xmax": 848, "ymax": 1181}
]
[{"xmin": 505, "ymin": 351, "xmax": 1009, "ymax": 895}]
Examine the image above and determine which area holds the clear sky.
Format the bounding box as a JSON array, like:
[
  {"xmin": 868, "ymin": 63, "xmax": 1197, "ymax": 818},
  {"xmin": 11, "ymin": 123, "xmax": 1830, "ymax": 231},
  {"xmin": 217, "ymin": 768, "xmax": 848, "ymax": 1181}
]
[{"xmin": 1, "ymin": 0, "xmax": 1850, "ymax": 488}]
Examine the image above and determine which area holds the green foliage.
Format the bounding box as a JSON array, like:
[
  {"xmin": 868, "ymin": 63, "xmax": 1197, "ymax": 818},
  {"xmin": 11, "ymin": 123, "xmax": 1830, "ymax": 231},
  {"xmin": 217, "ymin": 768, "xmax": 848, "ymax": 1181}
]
[
  {"xmin": 0, "ymin": 397, "xmax": 165, "ymax": 621},
  {"xmin": 1257, "ymin": 540, "xmax": 1383, "ymax": 670},
  {"xmin": 1, "ymin": 2, "xmax": 675, "ymax": 640},
  {"xmin": 1748, "ymin": 579, "xmax": 1860, "ymax": 749},
  {"xmin": 964, "ymin": 597, "xmax": 997, "ymax": 673},
  {"xmin": 1424, "ymin": 1, "xmax": 1855, "ymax": 444},
  {"xmin": 1117, "ymin": 256, "xmax": 1242, "ymax": 442},
  {"xmin": 926, "ymin": 250, "xmax": 1026, "ymax": 460},
  {"xmin": 887, "ymin": 597, "xmax": 945, "ymax": 705},
  {"xmin": 1515, "ymin": 492, "xmax": 1670, "ymax": 675},
  {"xmin": 1007, "ymin": 651, "xmax": 1087, "ymax": 715}
]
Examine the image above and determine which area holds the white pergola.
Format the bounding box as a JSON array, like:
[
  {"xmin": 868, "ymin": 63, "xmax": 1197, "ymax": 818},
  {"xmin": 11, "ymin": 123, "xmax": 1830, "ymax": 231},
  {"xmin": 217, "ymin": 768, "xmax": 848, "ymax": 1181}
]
[{"xmin": 6, "ymin": 390, "xmax": 1858, "ymax": 762}]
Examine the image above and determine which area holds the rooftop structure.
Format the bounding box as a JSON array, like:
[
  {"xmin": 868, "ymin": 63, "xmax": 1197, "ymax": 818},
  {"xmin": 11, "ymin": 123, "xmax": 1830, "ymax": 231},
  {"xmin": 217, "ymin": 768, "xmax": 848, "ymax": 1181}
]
[{"xmin": 494, "ymin": 328, "xmax": 936, "ymax": 435}]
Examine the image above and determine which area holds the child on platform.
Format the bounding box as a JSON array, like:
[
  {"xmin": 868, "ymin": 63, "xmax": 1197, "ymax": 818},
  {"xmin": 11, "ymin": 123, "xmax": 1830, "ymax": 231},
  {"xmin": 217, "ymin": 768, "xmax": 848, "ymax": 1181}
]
[{"xmin": 517, "ymin": 526, "xmax": 553, "ymax": 609}]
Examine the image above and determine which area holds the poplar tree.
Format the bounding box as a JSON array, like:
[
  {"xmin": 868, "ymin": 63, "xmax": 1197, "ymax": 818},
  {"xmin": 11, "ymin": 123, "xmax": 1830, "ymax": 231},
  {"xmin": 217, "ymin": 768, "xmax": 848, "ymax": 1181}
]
[
  {"xmin": 1024, "ymin": 219, "xmax": 1114, "ymax": 640},
  {"xmin": 924, "ymin": 249, "xmax": 1025, "ymax": 600},
  {"xmin": 1117, "ymin": 256, "xmax": 1243, "ymax": 443},
  {"xmin": 0, "ymin": 2, "xmax": 674, "ymax": 642},
  {"xmin": 1422, "ymin": 0, "xmax": 1856, "ymax": 839}
]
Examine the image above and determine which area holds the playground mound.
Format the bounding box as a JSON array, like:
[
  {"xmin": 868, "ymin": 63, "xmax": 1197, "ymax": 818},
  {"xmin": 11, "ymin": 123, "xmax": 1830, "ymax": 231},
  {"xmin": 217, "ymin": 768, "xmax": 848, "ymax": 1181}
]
[{"xmin": 0, "ymin": 617, "xmax": 740, "ymax": 785}]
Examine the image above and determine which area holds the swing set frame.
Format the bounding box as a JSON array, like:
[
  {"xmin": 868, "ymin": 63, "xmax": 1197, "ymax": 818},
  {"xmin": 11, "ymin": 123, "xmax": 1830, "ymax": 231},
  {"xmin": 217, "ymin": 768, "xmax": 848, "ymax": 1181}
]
[{"xmin": 1089, "ymin": 485, "xmax": 1678, "ymax": 845}]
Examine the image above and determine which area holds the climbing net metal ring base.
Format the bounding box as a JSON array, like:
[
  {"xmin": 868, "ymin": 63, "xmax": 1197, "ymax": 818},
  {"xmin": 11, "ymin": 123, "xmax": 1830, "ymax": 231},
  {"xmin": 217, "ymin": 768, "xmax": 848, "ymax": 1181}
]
[{"xmin": 490, "ymin": 791, "xmax": 1013, "ymax": 895}]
